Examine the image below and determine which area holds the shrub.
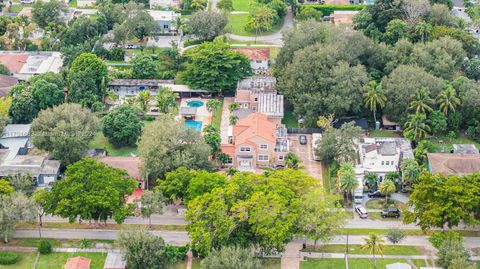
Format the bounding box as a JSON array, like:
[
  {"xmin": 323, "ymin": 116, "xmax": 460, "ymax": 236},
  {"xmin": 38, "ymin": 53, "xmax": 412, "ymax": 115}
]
[
  {"xmin": 429, "ymin": 231, "xmax": 463, "ymax": 249},
  {"xmin": 38, "ymin": 240, "xmax": 52, "ymax": 254},
  {"xmin": 301, "ymin": 4, "xmax": 365, "ymax": 16},
  {"xmin": 0, "ymin": 252, "xmax": 19, "ymax": 265},
  {"xmin": 163, "ymin": 245, "xmax": 188, "ymax": 263}
]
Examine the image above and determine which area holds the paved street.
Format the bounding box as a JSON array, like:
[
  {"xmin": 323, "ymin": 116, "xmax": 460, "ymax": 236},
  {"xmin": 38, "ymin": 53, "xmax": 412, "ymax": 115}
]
[{"xmin": 288, "ymin": 134, "xmax": 323, "ymax": 181}]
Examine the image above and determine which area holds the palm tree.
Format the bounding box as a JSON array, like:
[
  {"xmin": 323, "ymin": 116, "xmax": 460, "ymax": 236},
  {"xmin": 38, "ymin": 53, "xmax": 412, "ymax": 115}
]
[
  {"xmin": 414, "ymin": 21, "xmax": 432, "ymax": 43},
  {"xmin": 364, "ymin": 172, "xmax": 379, "ymax": 191},
  {"xmin": 379, "ymin": 179, "xmax": 396, "ymax": 203},
  {"xmin": 136, "ymin": 91, "xmax": 152, "ymax": 112},
  {"xmin": 363, "ymin": 81, "xmax": 386, "ymax": 124},
  {"xmin": 229, "ymin": 115, "xmax": 238, "ymax": 125},
  {"xmin": 437, "ymin": 86, "xmax": 461, "ymax": 116},
  {"xmin": 285, "ymin": 152, "xmax": 302, "ymax": 169},
  {"xmin": 316, "ymin": 114, "xmax": 335, "ymax": 131},
  {"xmin": 361, "ymin": 233, "xmax": 385, "ymax": 269},
  {"xmin": 403, "ymin": 113, "xmax": 431, "ymax": 141},
  {"xmin": 206, "ymin": 99, "xmax": 222, "ymax": 112},
  {"xmin": 156, "ymin": 87, "xmax": 179, "ymax": 114},
  {"xmin": 400, "ymin": 159, "xmax": 421, "ymax": 186},
  {"xmin": 338, "ymin": 163, "xmax": 358, "ymax": 204},
  {"xmin": 190, "ymin": 0, "xmax": 206, "ymax": 10},
  {"xmin": 409, "ymin": 88, "xmax": 434, "ymax": 114}
]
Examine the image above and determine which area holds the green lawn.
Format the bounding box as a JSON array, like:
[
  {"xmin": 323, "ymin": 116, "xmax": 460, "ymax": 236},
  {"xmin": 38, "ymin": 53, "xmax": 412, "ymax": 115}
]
[
  {"xmin": 5, "ymin": 238, "xmax": 114, "ymax": 248},
  {"xmin": 369, "ymin": 129, "xmax": 401, "ymax": 138},
  {"xmin": 302, "ymin": 244, "xmax": 424, "ymax": 255},
  {"xmin": 233, "ymin": 0, "xmax": 255, "ymax": 11},
  {"xmin": 211, "ymin": 98, "xmax": 224, "ymax": 130},
  {"xmin": 9, "ymin": 4, "xmax": 25, "ymax": 12},
  {"xmin": 227, "ymin": 13, "xmax": 283, "ymax": 36},
  {"xmin": 282, "ymin": 109, "xmax": 298, "ymax": 128},
  {"xmin": 36, "ymin": 252, "xmax": 107, "ymax": 269},
  {"xmin": 68, "ymin": 0, "xmax": 77, "ymax": 7},
  {"xmin": 262, "ymin": 258, "xmax": 281, "ymax": 269},
  {"xmin": 89, "ymin": 132, "xmax": 137, "ymax": 157},
  {"xmin": 173, "ymin": 258, "xmax": 278, "ymax": 269},
  {"xmin": 0, "ymin": 252, "xmax": 37, "ymax": 269},
  {"xmin": 365, "ymin": 199, "xmax": 406, "ymax": 210},
  {"xmin": 429, "ymin": 134, "xmax": 480, "ymax": 153},
  {"xmin": 228, "ymin": 39, "xmax": 273, "ymax": 45},
  {"xmin": 301, "ymin": 258, "xmax": 427, "ymax": 269}
]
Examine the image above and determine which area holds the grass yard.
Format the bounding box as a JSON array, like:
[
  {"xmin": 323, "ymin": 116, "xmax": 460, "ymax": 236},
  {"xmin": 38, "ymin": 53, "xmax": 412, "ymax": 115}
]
[
  {"xmin": 365, "ymin": 199, "xmax": 406, "ymax": 210},
  {"xmin": 9, "ymin": 4, "xmax": 25, "ymax": 12},
  {"xmin": 228, "ymin": 39, "xmax": 273, "ymax": 45},
  {"xmin": 0, "ymin": 252, "xmax": 37, "ymax": 269},
  {"xmin": 262, "ymin": 258, "xmax": 281, "ymax": 269},
  {"xmin": 369, "ymin": 129, "xmax": 401, "ymax": 138},
  {"xmin": 233, "ymin": 0, "xmax": 255, "ymax": 11},
  {"xmin": 429, "ymin": 134, "xmax": 480, "ymax": 153},
  {"xmin": 301, "ymin": 258, "xmax": 427, "ymax": 269},
  {"xmin": 227, "ymin": 13, "xmax": 283, "ymax": 36},
  {"xmin": 211, "ymin": 98, "xmax": 224, "ymax": 130},
  {"xmin": 4, "ymin": 238, "xmax": 114, "ymax": 248},
  {"xmin": 302, "ymin": 244, "xmax": 424, "ymax": 255},
  {"xmin": 89, "ymin": 132, "xmax": 137, "ymax": 157},
  {"xmin": 36, "ymin": 252, "xmax": 107, "ymax": 269},
  {"xmin": 282, "ymin": 109, "xmax": 298, "ymax": 128}
]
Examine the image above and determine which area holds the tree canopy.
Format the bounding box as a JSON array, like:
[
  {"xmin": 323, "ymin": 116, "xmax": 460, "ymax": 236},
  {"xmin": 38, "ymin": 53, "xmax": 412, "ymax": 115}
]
[{"xmin": 102, "ymin": 105, "xmax": 143, "ymax": 147}]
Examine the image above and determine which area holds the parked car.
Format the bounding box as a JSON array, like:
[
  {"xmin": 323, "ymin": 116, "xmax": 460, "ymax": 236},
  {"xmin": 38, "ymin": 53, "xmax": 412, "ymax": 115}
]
[
  {"xmin": 353, "ymin": 190, "xmax": 364, "ymax": 204},
  {"xmin": 381, "ymin": 208, "xmax": 401, "ymax": 218},
  {"xmin": 355, "ymin": 205, "xmax": 368, "ymax": 219},
  {"xmin": 368, "ymin": 190, "xmax": 386, "ymax": 198},
  {"xmin": 299, "ymin": 135, "xmax": 307, "ymax": 145},
  {"xmin": 125, "ymin": 44, "xmax": 139, "ymax": 49}
]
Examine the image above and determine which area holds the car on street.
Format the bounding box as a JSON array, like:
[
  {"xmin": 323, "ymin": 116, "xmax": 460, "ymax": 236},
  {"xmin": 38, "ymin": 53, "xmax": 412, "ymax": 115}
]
[
  {"xmin": 355, "ymin": 205, "xmax": 368, "ymax": 219},
  {"xmin": 381, "ymin": 208, "xmax": 401, "ymax": 218},
  {"xmin": 299, "ymin": 135, "xmax": 307, "ymax": 145},
  {"xmin": 368, "ymin": 190, "xmax": 386, "ymax": 198}
]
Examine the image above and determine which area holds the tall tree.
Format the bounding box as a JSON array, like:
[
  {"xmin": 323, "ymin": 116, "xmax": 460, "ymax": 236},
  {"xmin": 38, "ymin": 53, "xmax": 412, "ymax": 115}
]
[
  {"xmin": 9, "ymin": 87, "xmax": 38, "ymax": 124},
  {"xmin": 155, "ymin": 87, "xmax": 179, "ymax": 114},
  {"xmin": 139, "ymin": 190, "xmax": 165, "ymax": 228},
  {"xmin": 364, "ymin": 172, "xmax": 379, "ymax": 191},
  {"xmin": 363, "ymin": 81, "xmax": 386, "ymax": 124},
  {"xmin": 30, "ymin": 79, "xmax": 64, "ymax": 110},
  {"xmin": 186, "ymin": 11, "xmax": 228, "ymax": 41},
  {"xmin": 361, "ymin": 233, "xmax": 385, "ymax": 269},
  {"xmin": 379, "ymin": 179, "xmax": 396, "ymax": 203},
  {"xmin": 117, "ymin": 229, "xmax": 168, "ymax": 269},
  {"xmin": 437, "ymin": 86, "xmax": 460, "ymax": 115},
  {"xmin": 102, "ymin": 105, "xmax": 143, "ymax": 147},
  {"xmin": 400, "ymin": 159, "xmax": 421, "ymax": 186},
  {"xmin": 409, "ymin": 88, "xmax": 434, "ymax": 114},
  {"xmin": 131, "ymin": 55, "xmax": 158, "ymax": 79},
  {"xmin": 403, "ymin": 113, "xmax": 431, "ymax": 141},
  {"xmin": 206, "ymin": 99, "xmax": 222, "ymax": 112},
  {"xmin": 201, "ymin": 246, "xmax": 262, "ymax": 269},
  {"xmin": 414, "ymin": 21, "xmax": 432, "ymax": 43},
  {"xmin": 338, "ymin": 163, "xmax": 358, "ymax": 204},
  {"xmin": 203, "ymin": 125, "xmax": 221, "ymax": 155},
  {"xmin": 216, "ymin": 0, "xmax": 233, "ymax": 11},
  {"xmin": 32, "ymin": 0, "xmax": 67, "ymax": 29},
  {"xmin": 245, "ymin": 5, "xmax": 276, "ymax": 35},
  {"xmin": 136, "ymin": 90, "xmax": 153, "ymax": 112},
  {"xmin": 0, "ymin": 192, "xmax": 36, "ymax": 243}
]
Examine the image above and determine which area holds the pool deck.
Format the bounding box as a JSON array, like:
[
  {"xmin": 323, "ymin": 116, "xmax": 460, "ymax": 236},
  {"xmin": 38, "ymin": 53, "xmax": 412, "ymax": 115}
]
[{"xmin": 180, "ymin": 98, "xmax": 212, "ymax": 132}]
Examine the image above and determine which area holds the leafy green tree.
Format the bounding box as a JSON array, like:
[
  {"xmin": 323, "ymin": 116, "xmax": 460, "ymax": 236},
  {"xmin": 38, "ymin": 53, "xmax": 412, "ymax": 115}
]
[
  {"xmin": 338, "ymin": 163, "xmax": 358, "ymax": 204},
  {"xmin": 403, "ymin": 113, "xmax": 431, "ymax": 141},
  {"xmin": 285, "ymin": 152, "xmax": 302, "ymax": 169},
  {"xmin": 379, "ymin": 179, "xmax": 396, "ymax": 202},
  {"xmin": 385, "ymin": 19, "xmax": 408, "ymax": 44},
  {"xmin": 315, "ymin": 122, "xmax": 363, "ymax": 163},
  {"xmin": 0, "ymin": 192, "xmax": 36, "ymax": 243},
  {"xmin": 102, "ymin": 105, "xmax": 143, "ymax": 147},
  {"xmin": 45, "ymin": 158, "xmax": 137, "ymax": 225},
  {"xmin": 437, "ymin": 238, "xmax": 472, "ymax": 269},
  {"xmin": 216, "ymin": 0, "xmax": 233, "ymax": 11},
  {"xmin": 385, "ymin": 228, "xmax": 406, "ymax": 244},
  {"xmin": 157, "ymin": 167, "xmax": 196, "ymax": 202},
  {"xmin": 298, "ymin": 188, "xmax": 347, "ymax": 249},
  {"xmin": 32, "ymin": 0, "xmax": 67, "ymax": 29},
  {"xmin": 437, "ymin": 86, "xmax": 460, "ymax": 115},
  {"xmin": 245, "ymin": 5, "xmax": 276, "ymax": 34},
  {"xmin": 0, "ymin": 63, "xmax": 10, "ymax": 75},
  {"xmin": 131, "ymin": 55, "xmax": 158, "ymax": 79},
  {"xmin": 0, "ymin": 180, "xmax": 14, "ymax": 195},
  {"xmin": 267, "ymin": 0, "xmax": 287, "ymax": 18},
  {"xmin": 186, "ymin": 11, "xmax": 228, "ymax": 41},
  {"xmin": 409, "ymin": 88, "xmax": 434, "ymax": 114},
  {"xmin": 31, "ymin": 103, "xmax": 99, "ymax": 165},
  {"xmin": 136, "ymin": 90, "xmax": 153, "ymax": 112},
  {"xmin": 363, "ymin": 81, "xmax": 386, "ymax": 124},
  {"xmin": 400, "ymin": 159, "xmax": 420, "ymax": 186},
  {"xmin": 30, "ymin": 79, "xmax": 64, "ymax": 111},
  {"xmin": 361, "ymin": 233, "xmax": 385, "ymax": 269},
  {"xmin": 428, "ymin": 110, "xmax": 447, "ymax": 134},
  {"xmin": 9, "ymin": 87, "xmax": 38, "ymax": 124},
  {"xmin": 137, "ymin": 115, "xmax": 213, "ymax": 181},
  {"xmin": 181, "ymin": 42, "xmax": 252, "ymax": 93},
  {"xmin": 428, "ymin": 4, "xmax": 454, "ymax": 26},
  {"xmin": 201, "ymin": 246, "xmax": 262, "ymax": 269},
  {"xmin": 297, "ymin": 6, "xmax": 323, "ymax": 21},
  {"xmin": 206, "ymin": 99, "xmax": 222, "ymax": 112},
  {"xmin": 117, "ymin": 229, "xmax": 168, "ymax": 269},
  {"xmin": 139, "ymin": 190, "xmax": 165, "ymax": 228},
  {"xmin": 185, "ymin": 170, "xmax": 226, "ymax": 203},
  {"xmin": 364, "ymin": 172, "xmax": 379, "ymax": 191},
  {"xmin": 68, "ymin": 53, "xmax": 108, "ymax": 106},
  {"xmin": 203, "ymin": 125, "xmax": 221, "ymax": 154},
  {"xmin": 414, "ymin": 21, "xmax": 432, "ymax": 43},
  {"xmin": 6, "ymin": 174, "xmax": 35, "ymax": 196},
  {"xmin": 156, "ymin": 87, "xmax": 179, "ymax": 113},
  {"xmin": 428, "ymin": 231, "xmax": 463, "ymax": 249}
]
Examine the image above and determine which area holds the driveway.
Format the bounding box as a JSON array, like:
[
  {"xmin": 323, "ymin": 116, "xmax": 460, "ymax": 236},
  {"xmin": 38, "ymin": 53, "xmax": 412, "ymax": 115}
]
[
  {"xmin": 146, "ymin": 35, "xmax": 180, "ymax": 48},
  {"xmin": 288, "ymin": 134, "xmax": 323, "ymax": 181}
]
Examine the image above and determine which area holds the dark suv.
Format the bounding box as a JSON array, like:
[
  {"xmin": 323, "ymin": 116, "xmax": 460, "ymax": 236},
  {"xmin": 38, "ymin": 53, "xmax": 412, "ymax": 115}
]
[
  {"xmin": 381, "ymin": 208, "xmax": 401, "ymax": 218},
  {"xmin": 368, "ymin": 190, "xmax": 386, "ymax": 198}
]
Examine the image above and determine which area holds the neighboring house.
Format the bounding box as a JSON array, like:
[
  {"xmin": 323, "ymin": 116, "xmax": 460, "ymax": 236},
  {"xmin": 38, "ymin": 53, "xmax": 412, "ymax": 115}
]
[
  {"xmin": 0, "ymin": 124, "xmax": 60, "ymax": 186},
  {"xmin": 149, "ymin": 0, "xmax": 179, "ymax": 8},
  {"xmin": 330, "ymin": 10, "xmax": 360, "ymax": 25},
  {"xmin": 0, "ymin": 74, "xmax": 19, "ymax": 96},
  {"xmin": 77, "ymin": 0, "xmax": 96, "ymax": 7},
  {"xmin": 64, "ymin": 256, "xmax": 91, "ymax": 269},
  {"xmin": 231, "ymin": 48, "xmax": 269, "ymax": 73},
  {"xmin": 233, "ymin": 76, "xmax": 284, "ymax": 124},
  {"xmin": 453, "ymin": 144, "xmax": 479, "ymax": 154},
  {"xmin": 0, "ymin": 51, "xmax": 63, "ymax": 81},
  {"xmin": 147, "ymin": 10, "xmax": 180, "ymax": 33},
  {"xmin": 357, "ymin": 137, "xmax": 413, "ymax": 181},
  {"xmin": 382, "ymin": 115, "xmax": 401, "ymax": 131},
  {"xmin": 427, "ymin": 153, "xmax": 480, "ymax": 175},
  {"xmin": 221, "ymin": 112, "xmax": 288, "ymax": 171},
  {"xmin": 99, "ymin": 156, "xmax": 145, "ymax": 189}
]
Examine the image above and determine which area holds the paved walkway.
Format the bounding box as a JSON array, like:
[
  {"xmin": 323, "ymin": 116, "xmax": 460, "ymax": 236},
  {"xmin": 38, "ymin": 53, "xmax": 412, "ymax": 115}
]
[
  {"xmin": 281, "ymin": 242, "xmax": 302, "ymax": 269},
  {"xmin": 220, "ymin": 97, "xmax": 233, "ymax": 144}
]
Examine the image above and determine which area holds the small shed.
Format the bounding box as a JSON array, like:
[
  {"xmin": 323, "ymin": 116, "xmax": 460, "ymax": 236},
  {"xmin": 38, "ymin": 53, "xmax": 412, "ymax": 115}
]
[
  {"xmin": 382, "ymin": 115, "xmax": 401, "ymax": 131},
  {"xmin": 386, "ymin": 263, "xmax": 412, "ymax": 269},
  {"xmin": 65, "ymin": 256, "xmax": 91, "ymax": 269}
]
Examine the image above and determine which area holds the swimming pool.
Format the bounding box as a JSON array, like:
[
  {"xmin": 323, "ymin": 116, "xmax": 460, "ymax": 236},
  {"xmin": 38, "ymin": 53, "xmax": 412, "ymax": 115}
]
[
  {"xmin": 184, "ymin": 121, "xmax": 202, "ymax": 132},
  {"xmin": 187, "ymin": 100, "xmax": 204, "ymax": 108}
]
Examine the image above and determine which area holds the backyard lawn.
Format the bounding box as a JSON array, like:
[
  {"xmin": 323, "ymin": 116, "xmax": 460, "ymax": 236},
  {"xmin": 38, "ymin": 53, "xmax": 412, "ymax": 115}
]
[
  {"xmin": 233, "ymin": 0, "xmax": 255, "ymax": 11},
  {"xmin": 0, "ymin": 252, "xmax": 37, "ymax": 269},
  {"xmin": 9, "ymin": 4, "xmax": 25, "ymax": 12},
  {"xmin": 301, "ymin": 258, "xmax": 427, "ymax": 269},
  {"xmin": 302, "ymin": 244, "xmax": 424, "ymax": 255},
  {"xmin": 429, "ymin": 134, "xmax": 480, "ymax": 153},
  {"xmin": 365, "ymin": 199, "xmax": 406, "ymax": 210},
  {"xmin": 89, "ymin": 132, "xmax": 137, "ymax": 157},
  {"xmin": 282, "ymin": 109, "xmax": 298, "ymax": 128},
  {"xmin": 211, "ymin": 98, "xmax": 224, "ymax": 130},
  {"xmin": 227, "ymin": 13, "xmax": 283, "ymax": 36}
]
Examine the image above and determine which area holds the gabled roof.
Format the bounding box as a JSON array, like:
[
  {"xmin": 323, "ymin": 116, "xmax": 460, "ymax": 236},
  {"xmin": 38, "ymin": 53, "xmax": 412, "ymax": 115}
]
[
  {"xmin": 427, "ymin": 153, "xmax": 480, "ymax": 175},
  {"xmin": 232, "ymin": 48, "xmax": 270, "ymax": 61},
  {"xmin": 233, "ymin": 112, "xmax": 276, "ymax": 145},
  {"xmin": 0, "ymin": 75, "xmax": 18, "ymax": 96},
  {"xmin": 99, "ymin": 157, "xmax": 143, "ymax": 180}
]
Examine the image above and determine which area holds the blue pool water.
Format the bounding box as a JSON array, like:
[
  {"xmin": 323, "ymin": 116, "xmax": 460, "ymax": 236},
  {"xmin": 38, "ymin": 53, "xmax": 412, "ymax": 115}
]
[
  {"xmin": 187, "ymin": 100, "xmax": 204, "ymax": 107},
  {"xmin": 184, "ymin": 121, "xmax": 202, "ymax": 132}
]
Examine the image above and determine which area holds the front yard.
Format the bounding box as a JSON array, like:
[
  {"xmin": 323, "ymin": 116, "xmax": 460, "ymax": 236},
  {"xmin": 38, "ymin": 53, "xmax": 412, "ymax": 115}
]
[
  {"xmin": 301, "ymin": 258, "xmax": 428, "ymax": 269},
  {"xmin": 0, "ymin": 252, "xmax": 107, "ymax": 269},
  {"xmin": 302, "ymin": 244, "xmax": 425, "ymax": 255},
  {"xmin": 233, "ymin": 0, "xmax": 256, "ymax": 11},
  {"xmin": 226, "ymin": 13, "xmax": 283, "ymax": 36}
]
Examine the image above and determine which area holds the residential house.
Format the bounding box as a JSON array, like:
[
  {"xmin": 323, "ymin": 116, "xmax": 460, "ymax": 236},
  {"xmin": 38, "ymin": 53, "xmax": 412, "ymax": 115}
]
[
  {"xmin": 357, "ymin": 137, "xmax": 413, "ymax": 181},
  {"xmin": 233, "ymin": 76, "xmax": 284, "ymax": 124},
  {"xmin": 0, "ymin": 51, "xmax": 63, "ymax": 81},
  {"xmin": 99, "ymin": 156, "xmax": 145, "ymax": 188},
  {"xmin": 64, "ymin": 256, "xmax": 91, "ymax": 269},
  {"xmin": 149, "ymin": 0, "xmax": 179, "ymax": 8},
  {"xmin": 147, "ymin": 10, "xmax": 180, "ymax": 33},
  {"xmin": 330, "ymin": 10, "xmax": 360, "ymax": 25},
  {"xmin": 0, "ymin": 74, "xmax": 19, "ymax": 96},
  {"xmin": 427, "ymin": 153, "xmax": 480, "ymax": 175},
  {"xmin": 232, "ymin": 48, "xmax": 269, "ymax": 73},
  {"xmin": 453, "ymin": 144, "xmax": 479, "ymax": 154},
  {"xmin": 0, "ymin": 124, "xmax": 60, "ymax": 186},
  {"xmin": 221, "ymin": 112, "xmax": 288, "ymax": 171}
]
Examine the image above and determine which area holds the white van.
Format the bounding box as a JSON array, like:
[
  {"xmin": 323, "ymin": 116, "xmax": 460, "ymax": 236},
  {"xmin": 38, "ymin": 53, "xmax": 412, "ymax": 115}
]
[{"xmin": 354, "ymin": 190, "xmax": 364, "ymax": 204}]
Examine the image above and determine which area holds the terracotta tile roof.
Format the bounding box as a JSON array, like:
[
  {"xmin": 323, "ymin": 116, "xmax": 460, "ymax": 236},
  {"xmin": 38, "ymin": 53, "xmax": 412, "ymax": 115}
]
[
  {"xmin": 236, "ymin": 89, "xmax": 251, "ymax": 102},
  {"xmin": 232, "ymin": 48, "xmax": 270, "ymax": 61},
  {"xmin": 0, "ymin": 75, "xmax": 18, "ymax": 96},
  {"xmin": 99, "ymin": 157, "xmax": 143, "ymax": 181},
  {"xmin": 65, "ymin": 256, "xmax": 91, "ymax": 269},
  {"xmin": 0, "ymin": 54, "xmax": 28, "ymax": 74},
  {"xmin": 220, "ymin": 144, "xmax": 235, "ymax": 157},
  {"xmin": 233, "ymin": 112, "xmax": 276, "ymax": 145},
  {"xmin": 427, "ymin": 153, "xmax": 480, "ymax": 175}
]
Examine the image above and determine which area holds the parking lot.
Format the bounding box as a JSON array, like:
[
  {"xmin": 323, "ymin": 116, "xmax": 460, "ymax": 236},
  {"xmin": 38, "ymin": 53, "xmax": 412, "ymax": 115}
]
[{"xmin": 288, "ymin": 134, "xmax": 323, "ymax": 182}]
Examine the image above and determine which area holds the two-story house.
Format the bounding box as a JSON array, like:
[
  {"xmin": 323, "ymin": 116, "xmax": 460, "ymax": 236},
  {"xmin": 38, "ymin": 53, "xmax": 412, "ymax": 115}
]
[
  {"xmin": 232, "ymin": 48, "xmax": 269, "ymax": 73},
  {"xmin": 221, "ymin": 112, "xmax": 288, "ymax": 171}
]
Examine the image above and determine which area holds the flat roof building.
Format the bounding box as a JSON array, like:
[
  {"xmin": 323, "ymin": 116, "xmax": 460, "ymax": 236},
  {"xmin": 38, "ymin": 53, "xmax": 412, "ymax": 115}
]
[{"xmin": 0, "ymin": 51, "xmax": 63, "ymax": 81}]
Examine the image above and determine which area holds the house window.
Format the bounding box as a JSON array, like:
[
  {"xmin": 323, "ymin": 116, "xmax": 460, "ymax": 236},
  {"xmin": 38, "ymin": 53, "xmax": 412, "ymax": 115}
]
[
  {"xmin": 258, "ymin": 155, "xmax": 269, "ymax": 161},
  {"xmin": 278, "ymin": 155, "xmax": 284, "ymax": 161},
  {"xmin": 163, "ymin": 24, "xmax": 169, "ymax": 29},
  {"xmin": 386, "ymin": 161, "xmax": 389, "ymax": 165},
  {"xmin": 260, "ymin": 144, "xmax": 268, "ymax": 150},
  {"xmin": 256, "ymin": 60, "xmax": 263, "ymax": 63},
  {"xmin": 381, "ymin": 161, "xmax": 384, "ymax": 165},
  {"xmin": 240, "ymin": 146, "xmax": 251, "ymax": 152},
  {"xmin": 254, "ymin": 98, "xmax": 258, "ymax": 102}
]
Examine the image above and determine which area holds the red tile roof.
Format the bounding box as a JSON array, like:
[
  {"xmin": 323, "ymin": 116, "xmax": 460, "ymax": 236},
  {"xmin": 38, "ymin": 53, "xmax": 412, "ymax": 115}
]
[
  {"xmin": 232, "ymin": 48, "xmax": 270, "ymax": 61},
  {"xmin": 233, "ymin": 112, "xmax": 276, "ymax": 145},
  {"xmin": 99, "ymin": 157, "xmax": 143, "ymax": 181},
  {"xmin": 65, "ymin": 256, "xmax": 91, "ymax": 269},
  {"xmin": 0, "ymin": 75, "xmax": 18, "ymax": 96},
  {"xmin": 0, "ymin": 54, "xmax": 28, "ymax": 74}
]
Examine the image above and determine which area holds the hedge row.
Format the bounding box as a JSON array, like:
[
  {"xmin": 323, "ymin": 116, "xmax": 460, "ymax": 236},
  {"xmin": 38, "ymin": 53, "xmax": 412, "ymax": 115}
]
[
  {"xmin": 0, "ymin": 252, "xmax": 19, "ymax": 265},
  {"xmin": 300, "ymin": 4, "xmax": 366, "ymax": 16}
]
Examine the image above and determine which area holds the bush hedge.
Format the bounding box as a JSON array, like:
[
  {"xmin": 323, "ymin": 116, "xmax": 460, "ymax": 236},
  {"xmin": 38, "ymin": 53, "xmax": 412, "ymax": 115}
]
[
  {"xmin": 38, "ymin": 240, "xmax": 52, "ymax": 254},
  {"xmin": 0, "ymin": 252, "xmax": 19, "ymax": 265},
  {"xmin": 299, "ymin": 4, "xmax": 365, "ymax": 16}
]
